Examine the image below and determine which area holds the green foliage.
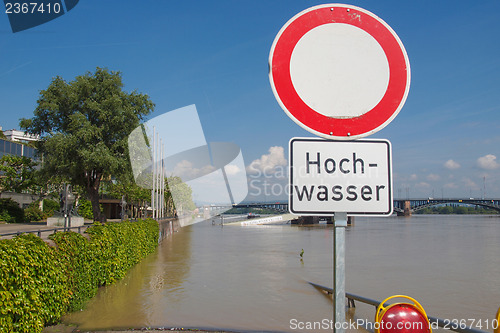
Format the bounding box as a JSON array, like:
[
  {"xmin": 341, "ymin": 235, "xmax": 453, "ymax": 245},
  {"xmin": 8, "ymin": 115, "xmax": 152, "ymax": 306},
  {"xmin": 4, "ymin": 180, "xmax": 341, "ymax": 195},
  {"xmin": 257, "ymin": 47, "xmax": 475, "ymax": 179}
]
[
  {"xmin": 23, "ymin": 206, "xmax": 44, "ymax": 222},
  {"xmin": 167, "ymin": 176, "xmax": 196, "ymax": 214},
  {"xmin": 0, "ymin": 234, "xmax": 70, "ymax": 333},
  {"xmin": 0, "ymin": 219, "xmax": 159, "ymax": 332},
  {"xmin": 23, "ymin": 199, "xmax": 62, "ymax": 222},
  {"xmin": 77, "ymin": 199, "xmax": 93, "ymax": 219},
  {"xmin": 416, "ymin": 204, "xmax": 498, "ymax": 215},
  {"xmin": 0, "ymin": 155, "xmax": 37, "ymax": 193},
  {"xmin": 416, "ymin": 204, "xmax": 498, "ymax": 214},
  {"xmin": 77, "ymin": 199, "xmax": 102, "ymax": 220},
  {"xmin": 42, "ymin": 199, "xmax": 60, "ymax": 216},
  {"xmin": 20, "ymin": 67, "xmax": 155, "ymax": 221},
  {"xmin": 50, "ymin": 219, "xmax": 158, "ymax": 311},
  {"xmin": 83, "ymin": 220, "xmax": 159, "ymax": 286},
  {"xmin": 0, "ymin": 198, "xmax": 24, "ymax": 223},
  {"xmin": 106, "ymin": 180, "xmax": 150, "ymax": 204}
]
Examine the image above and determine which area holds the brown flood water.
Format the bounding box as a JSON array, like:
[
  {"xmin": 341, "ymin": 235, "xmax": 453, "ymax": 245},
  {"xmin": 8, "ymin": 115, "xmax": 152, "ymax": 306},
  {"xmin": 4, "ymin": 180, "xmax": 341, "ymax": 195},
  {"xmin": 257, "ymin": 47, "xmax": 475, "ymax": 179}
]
[{"xmin": 63, "ymin": 215, "xmax": 500, "ymax": 332}]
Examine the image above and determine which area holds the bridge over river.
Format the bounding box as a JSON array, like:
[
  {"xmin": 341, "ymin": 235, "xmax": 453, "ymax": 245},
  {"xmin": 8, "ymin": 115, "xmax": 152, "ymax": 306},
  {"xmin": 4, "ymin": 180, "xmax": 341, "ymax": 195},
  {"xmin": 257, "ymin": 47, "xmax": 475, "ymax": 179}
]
[{"xmin": 226, "ymin": 198, "xmax": 500, "ymax": 217}]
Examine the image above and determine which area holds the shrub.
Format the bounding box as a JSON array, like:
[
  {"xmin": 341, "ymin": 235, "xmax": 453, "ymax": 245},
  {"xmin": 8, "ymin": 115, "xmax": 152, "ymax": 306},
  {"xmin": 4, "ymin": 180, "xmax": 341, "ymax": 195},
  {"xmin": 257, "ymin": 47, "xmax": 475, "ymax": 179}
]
[
  {"xmin": 24, "ymin": 206, "xmax": 45, "ymax": 222},
  {"xmin": 42, "ymin": 199, "xmax": 60, "ymax": 217},
  {"xmin": 0, "ymin": 219, "xmax": 159, "ymax": 332},
  {"xmin": 0, "ymin": 198, "xmax": 24, "ymax": 223},
  {"xmin": 77, "ymin": 199, "xmax": 102, "ymax": 220}
]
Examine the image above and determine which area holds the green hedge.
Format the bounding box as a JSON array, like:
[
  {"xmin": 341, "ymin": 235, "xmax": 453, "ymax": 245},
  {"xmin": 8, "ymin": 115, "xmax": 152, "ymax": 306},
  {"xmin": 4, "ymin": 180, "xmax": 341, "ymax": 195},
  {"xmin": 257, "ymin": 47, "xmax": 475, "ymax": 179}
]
[
  {"xmin": 0, "ymin": 234, "xmax": 70, "ymax": 332},
  {"xmin": 0, "ymin": 219, "xmax": 159, "ymax": 332}
]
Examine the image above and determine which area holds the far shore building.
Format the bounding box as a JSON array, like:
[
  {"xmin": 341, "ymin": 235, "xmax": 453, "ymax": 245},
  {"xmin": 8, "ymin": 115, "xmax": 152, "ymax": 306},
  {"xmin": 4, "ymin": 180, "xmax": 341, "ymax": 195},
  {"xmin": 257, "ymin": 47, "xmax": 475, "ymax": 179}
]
[
  {"xmin": 0, "ymin": 127, "xmax": 37, "ymax": 160},
  {"xmin": 3, "ymin": 128, "xmax": 40, "ymax": 144}
]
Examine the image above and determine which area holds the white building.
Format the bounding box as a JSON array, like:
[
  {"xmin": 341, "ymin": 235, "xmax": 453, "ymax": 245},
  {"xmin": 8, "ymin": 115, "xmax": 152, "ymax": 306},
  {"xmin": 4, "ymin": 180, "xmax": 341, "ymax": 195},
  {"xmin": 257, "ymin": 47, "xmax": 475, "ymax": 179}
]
[{"xmin": 2, "ymin": 128, "xmax": 39, "ymax": 143}]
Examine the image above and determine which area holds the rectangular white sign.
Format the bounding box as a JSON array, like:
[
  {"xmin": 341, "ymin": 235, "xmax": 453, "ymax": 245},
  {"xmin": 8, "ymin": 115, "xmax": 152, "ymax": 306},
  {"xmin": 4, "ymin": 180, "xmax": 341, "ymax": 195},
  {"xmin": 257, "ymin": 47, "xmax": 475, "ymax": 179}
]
[{"xmin": 289, "ymin": 138, "xmax": 393, "ymax": 216}]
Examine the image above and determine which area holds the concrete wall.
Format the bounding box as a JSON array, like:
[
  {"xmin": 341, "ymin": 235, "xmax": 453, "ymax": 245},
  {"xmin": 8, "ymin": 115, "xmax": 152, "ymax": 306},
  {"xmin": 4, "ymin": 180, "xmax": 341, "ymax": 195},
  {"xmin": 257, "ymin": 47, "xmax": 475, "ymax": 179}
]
[
  {"xmin": 157, "ymin": 218, "xmax": 180, "ymax": 243},
  {"xmin": 0, "ymin": 192, "xmax": 39, "ymax": 208}
]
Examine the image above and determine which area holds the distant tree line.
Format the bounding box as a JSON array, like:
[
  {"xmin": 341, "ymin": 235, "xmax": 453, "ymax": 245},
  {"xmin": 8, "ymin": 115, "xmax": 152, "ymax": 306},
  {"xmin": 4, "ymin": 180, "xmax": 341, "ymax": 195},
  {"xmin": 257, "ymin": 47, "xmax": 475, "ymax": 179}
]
[{"xmin": 416, "ymin": 205, "xmax": 497, "ymax": 215}]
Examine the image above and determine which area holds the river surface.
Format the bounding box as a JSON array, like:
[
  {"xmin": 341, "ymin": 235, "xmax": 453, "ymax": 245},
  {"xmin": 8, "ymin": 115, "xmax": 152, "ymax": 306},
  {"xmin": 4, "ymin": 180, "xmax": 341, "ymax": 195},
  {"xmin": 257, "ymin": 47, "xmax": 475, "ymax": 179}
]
[{"xmin": 63, "ymin": 215, "xmax": 500, "ymax": 332}]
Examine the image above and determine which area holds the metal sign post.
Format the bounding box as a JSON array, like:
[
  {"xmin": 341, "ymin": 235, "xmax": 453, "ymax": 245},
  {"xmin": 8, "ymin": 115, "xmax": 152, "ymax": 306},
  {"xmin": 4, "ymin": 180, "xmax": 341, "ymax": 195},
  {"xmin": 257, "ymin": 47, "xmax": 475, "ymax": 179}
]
[{"xmin": 334, "ymin": 212, "xmax": 347, "ymax": 332}]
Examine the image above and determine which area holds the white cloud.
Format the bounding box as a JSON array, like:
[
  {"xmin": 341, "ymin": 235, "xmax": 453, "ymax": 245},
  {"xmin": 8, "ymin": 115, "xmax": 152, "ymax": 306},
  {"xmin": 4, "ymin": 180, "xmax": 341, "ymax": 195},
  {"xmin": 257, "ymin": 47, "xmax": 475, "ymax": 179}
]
[
  {"xmin": 409, "ymin": 174, "xmax": 418, "ymax": 181},
  {"xmin": 416, "ymin": 182, "xmax": 431, "ymax": 188},
  {"xmin": 427, "ymin": 174, "xmax": 440, "ymax": 181},
  {"xmin": 247, "ymin": 146, "xmax": 287, "ymax": 175},
  {"xmin": 444, "ymin": 159, "xmax": 460, "ymax": 170},
  {"xmin": 224, "ymin": 164, "xmax": 241, "ymax": 176},
  {"xmin": 172, "ymin": 160, "xmax": 216, "ymax": 179},
  {"xmin": 477, "ymin": 154, "xmax": 499, "ymax": 170},
  {"xmin": 444, "ymin": 182, "xmax": 458, "ymax": 189},
  {"xmin": 463, "ymin": 178, "xmax": 479, "ymax": 190}
]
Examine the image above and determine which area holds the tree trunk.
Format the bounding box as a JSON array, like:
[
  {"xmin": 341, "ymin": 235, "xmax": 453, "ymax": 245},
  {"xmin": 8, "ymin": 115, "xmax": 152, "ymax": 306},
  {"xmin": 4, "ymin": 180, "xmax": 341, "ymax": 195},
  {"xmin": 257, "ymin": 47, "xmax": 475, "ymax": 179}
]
[
  {"xmin": 86, "ymin": 171, "xmax": 103, "ymax": 222},
  {"xmin": 88, "ymin": 186, "xmax": 102, "ymax": 222}
]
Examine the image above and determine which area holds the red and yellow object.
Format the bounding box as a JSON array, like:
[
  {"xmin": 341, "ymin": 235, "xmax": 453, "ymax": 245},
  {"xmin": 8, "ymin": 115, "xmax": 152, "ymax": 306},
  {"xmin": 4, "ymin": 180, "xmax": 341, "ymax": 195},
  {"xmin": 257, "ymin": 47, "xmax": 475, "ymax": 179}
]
[
  {"xmin": 494, "ymin": 307, "xmax": 500, "ymax": 333},
  {"xmin": 375, "ymin": 295, "xmax": 432, "ymax": 333}
]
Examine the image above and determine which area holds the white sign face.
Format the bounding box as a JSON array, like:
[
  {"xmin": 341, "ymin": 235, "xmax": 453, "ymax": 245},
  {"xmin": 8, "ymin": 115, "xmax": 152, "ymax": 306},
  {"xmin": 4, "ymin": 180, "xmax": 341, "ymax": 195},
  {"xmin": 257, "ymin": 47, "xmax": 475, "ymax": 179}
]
[{"xmin": 289, "ymin": 138, "xmax": 393, "ymax": 216}]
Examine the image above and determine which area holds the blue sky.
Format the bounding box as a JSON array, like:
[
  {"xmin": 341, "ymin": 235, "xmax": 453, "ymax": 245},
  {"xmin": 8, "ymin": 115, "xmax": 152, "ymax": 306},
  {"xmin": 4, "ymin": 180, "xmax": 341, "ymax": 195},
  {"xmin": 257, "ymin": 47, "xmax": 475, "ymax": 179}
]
[{"xmin": 1, "ymin": 0, "xmax": 499, "ymax": 200}]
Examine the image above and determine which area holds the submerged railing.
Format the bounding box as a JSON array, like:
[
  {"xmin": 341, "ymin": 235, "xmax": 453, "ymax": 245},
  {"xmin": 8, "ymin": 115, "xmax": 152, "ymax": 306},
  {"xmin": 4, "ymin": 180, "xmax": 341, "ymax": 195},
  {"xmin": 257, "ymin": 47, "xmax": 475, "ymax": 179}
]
[{"xmin": 309, "ymin": 282, "xmax": 493, "ymax": 333}]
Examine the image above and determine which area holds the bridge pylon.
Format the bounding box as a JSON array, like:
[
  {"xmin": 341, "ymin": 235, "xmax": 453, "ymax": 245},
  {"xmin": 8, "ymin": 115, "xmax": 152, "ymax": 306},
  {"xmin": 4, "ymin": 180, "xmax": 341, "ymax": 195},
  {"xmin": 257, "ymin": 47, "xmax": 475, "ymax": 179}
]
[{"xmin": 404, "ymin": 200, "xmax": 412, "ymax": 216}]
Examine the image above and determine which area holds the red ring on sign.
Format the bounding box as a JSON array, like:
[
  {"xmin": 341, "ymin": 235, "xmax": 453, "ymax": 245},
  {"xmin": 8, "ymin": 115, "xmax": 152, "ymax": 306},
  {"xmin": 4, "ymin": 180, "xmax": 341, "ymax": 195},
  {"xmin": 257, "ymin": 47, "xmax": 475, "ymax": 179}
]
[{"xmin": 270, "ymin": 5, "xmax": 409, "ymax": 138}]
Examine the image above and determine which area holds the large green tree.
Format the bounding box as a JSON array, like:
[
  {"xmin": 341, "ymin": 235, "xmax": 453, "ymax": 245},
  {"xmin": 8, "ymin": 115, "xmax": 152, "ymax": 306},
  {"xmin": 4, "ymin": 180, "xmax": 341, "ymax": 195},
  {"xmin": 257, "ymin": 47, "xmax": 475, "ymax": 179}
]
[{"xmin": 20, "ymin": 67, "xmax": 154, "ymax": 221}]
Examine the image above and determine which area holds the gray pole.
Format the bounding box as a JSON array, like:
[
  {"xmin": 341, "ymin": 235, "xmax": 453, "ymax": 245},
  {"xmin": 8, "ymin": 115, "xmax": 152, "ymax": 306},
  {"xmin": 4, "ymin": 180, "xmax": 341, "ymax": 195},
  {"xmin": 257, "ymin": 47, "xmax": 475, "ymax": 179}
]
[
  {"xmin": 334, "ymin": 212, "xmax": 347, "ymax": 333},
  {"xmin": 67, "ymin": 184, "xmax": 73, "ymax": 229},
  {"xmin": 63, "ymin": 185, "xmax": 67, "ymax": 229}
]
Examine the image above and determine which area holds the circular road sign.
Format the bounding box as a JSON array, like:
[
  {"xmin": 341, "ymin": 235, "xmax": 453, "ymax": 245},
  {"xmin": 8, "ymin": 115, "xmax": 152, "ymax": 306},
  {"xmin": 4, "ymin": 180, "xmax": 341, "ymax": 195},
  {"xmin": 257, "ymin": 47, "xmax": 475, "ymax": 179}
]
[{"xmin": 269, "ymin": 4, "xmax": 411, "ymax": 140}]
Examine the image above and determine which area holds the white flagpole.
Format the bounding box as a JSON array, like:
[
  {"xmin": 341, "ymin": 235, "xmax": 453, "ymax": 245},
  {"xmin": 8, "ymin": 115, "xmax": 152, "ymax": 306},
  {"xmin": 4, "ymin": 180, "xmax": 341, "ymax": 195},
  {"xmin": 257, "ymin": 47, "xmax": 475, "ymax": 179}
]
[
  {"xmin": 162, "ymin": 142, "xmax": 165, "ymax": 219},
  {"xmin": 156, "ymin": 134, "xmax": 160, "ymax": 219},
  {"xmin": 151, "ymin": 127, "xmax": 156, "ymax": 219},
  {"xmin": 160, "ymin": 141, "xmax": 164, "ymax": 219}
]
